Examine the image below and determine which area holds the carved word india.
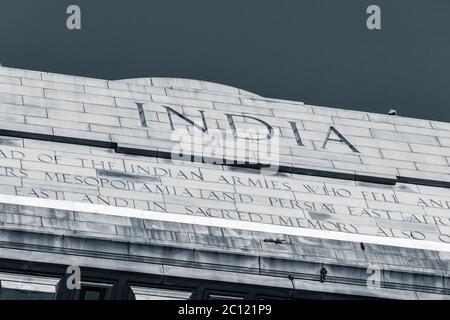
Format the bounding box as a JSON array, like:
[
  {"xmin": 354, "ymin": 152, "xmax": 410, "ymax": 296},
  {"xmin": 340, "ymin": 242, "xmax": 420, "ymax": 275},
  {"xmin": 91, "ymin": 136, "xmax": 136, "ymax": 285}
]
[{"xmin": 139, "ymin": 104, "xmax": 360, "ymax": 153}]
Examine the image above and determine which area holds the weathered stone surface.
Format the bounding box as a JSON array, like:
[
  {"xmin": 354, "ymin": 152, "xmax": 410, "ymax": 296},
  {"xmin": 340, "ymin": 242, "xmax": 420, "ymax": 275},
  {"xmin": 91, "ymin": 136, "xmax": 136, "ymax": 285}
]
[{"xmin": 1, "ymin": 66, "xmax": 450, "ymax": 299}]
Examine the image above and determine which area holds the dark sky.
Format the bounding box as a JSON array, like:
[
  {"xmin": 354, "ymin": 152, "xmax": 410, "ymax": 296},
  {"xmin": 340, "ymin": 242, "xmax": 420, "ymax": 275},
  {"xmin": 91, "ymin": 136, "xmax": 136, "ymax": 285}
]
[{"xmin": 0, "ymin": 0, "xmax": 449, "ymax": 122}]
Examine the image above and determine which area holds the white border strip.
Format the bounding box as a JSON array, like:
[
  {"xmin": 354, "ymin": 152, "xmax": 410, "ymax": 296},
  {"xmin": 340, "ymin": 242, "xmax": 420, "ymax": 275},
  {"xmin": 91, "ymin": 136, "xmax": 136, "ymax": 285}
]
[{"xmin": 2, "ymin": 193, "xmax": 450, "ymax": 252}]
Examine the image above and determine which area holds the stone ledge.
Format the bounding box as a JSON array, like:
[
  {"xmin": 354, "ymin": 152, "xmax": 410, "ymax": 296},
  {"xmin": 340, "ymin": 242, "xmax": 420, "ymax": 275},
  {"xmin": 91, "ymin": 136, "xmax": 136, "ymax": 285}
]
[{"xmin": 0, "ymin": 227, "xmax": 448, "ymax": 298}]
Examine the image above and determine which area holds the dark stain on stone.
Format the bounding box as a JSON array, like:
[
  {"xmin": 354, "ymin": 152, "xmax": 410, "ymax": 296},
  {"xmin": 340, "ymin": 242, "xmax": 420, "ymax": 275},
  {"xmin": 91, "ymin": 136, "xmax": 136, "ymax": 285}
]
[
  {"xmin": 308, "ymin": 211, "xmax": 331, "ymax": 220},
  {"xmin": 0, "ymin": 137, "xmax": 23, "ymax": 147},
  {"xmin": 96, "ymin": 169, "xmax": 161, "ymax": 183},
  {"xmin": 356, "ymin": 181, "xmax": 394, "ymax": 190}
]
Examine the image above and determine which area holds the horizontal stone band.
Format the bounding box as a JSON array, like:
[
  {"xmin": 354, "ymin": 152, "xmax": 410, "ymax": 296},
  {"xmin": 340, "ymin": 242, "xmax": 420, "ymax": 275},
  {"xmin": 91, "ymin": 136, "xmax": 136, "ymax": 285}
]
[
  {"xmin": 1, "ymin": 128, "xmax": 447, "ymax": 188},
  {"xmin": 1, "ymin": 193, "xmax": 450, "ymax": 253}
]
